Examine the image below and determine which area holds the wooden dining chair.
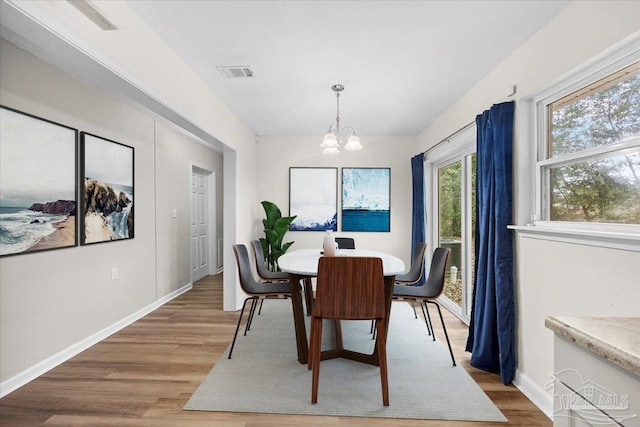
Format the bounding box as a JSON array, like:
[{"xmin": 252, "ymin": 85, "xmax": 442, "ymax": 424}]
[
  {"xmin": 392, "ymin": 247, "xmax": 456, "ymax": 366},
  {"xmin": 229, "ymin": 244, "xmax": 291, "ymax": 359},
  {"xmin": 310, "ymin": 256, "xmax": 389, "ymax": 406}
]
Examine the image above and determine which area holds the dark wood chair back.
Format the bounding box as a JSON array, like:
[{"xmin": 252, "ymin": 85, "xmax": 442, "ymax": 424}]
[
  {"xmin": 314, "ymin": 256, "xmax": 385, "ymax": 320},
  {"xmin": 311, "ymin": 255, "xmax": 389, "ymax": 405}
]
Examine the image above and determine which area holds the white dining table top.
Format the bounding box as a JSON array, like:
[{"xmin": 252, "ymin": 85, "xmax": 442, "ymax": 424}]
[{"xmin": 278, "ymin": 248, "xmax": 405, "ymax": 276}]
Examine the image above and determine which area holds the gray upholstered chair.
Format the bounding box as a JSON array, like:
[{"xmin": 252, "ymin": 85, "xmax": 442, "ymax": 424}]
[
  {"xmin": 334, "ymin": 237, "xmax": 355, "ymax": 249},
  {"xmin": 392, "ymin": 247, "xmax": 456, "ymax": 366},
  {"xmin": 395, "ymin": 242, "xmax": 427, "ymax": 284},
  {"xmin": 394, "ymin": 242, "xmax": 427, "ymax": 320},
  {"xmin": 251, "ymin": 240, "xmax": 288, "ymax": 283},
  {"xmin": 228, "ymin": 244, "xmax": 291, "ymax": 359},
  {"xmin": 250, "ymin": 240, "xmax": 290, "ymax": 315}
]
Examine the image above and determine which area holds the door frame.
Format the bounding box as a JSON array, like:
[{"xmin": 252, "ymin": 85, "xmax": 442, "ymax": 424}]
[
  {"xmin": 190, "ymin": 164, "xmax": 217, "ymax": 283},
  {"xmin": 424, "ymin": 125, "xmax": 476, "ymax": 325}
]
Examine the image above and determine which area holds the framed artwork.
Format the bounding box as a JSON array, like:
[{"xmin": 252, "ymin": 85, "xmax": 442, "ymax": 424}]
[
  {"xmin": 342, "ymin": 167, "xmax": 391, "ymax": 232},
  {"xmin": 289, "ymin": 167, "xmax": 337, "ymax": 231},
  {"xmin": 80, "ymin": 132, "xmax": 134, "ymax": 244},
  {"xmin": 0, "ymin": 106, "xmax": 78, "ymax": 257}
]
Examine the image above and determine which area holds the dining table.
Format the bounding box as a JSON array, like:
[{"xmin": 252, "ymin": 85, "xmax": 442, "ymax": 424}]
[{"xmin": 278, "ymin": 248, "xmax": 405, "ymax": 366}]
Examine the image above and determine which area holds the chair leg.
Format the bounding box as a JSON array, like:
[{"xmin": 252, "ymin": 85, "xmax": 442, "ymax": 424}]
[
  {"xmin": 244, "ymin": 298, "xmax": 258, "ymax": 335},
  {"xmin": 428, "ymin": 301, "xmax": 456, "ymax": 366},
  {"xmin": 375, "ymin": 317, "xmax": 390, "ymax": 406},
  {"xmin": 370, "ymin": 319, "xmax": 375, "ymax": 334},
  {"xmin": 228, "ymin": 297, "xmax": 252, "ymax": 359},
  {"xmin": 310, "ymin": 316, "xmax": 323, "ymax": 403},
  {"xmin": 410, "ymin": 301, "xmax": 418, "ymax": 319},
  {"xmin": 419, "ymin": 302, "xmax": 432, "ymax": 336},
  {"xmin": 303, "ymin": 278, "xmax": 313, "ymax": 317},
  {"xmin": 423, "ymin": 302, "xmax": 436, "ymax": 342},
  {"xmin": 257, "ymin": 298, "xmax": 264, "ymax": 315}
]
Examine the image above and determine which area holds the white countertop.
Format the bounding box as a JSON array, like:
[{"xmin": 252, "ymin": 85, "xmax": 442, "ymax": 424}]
[{"xmin": 545, "ymin": 316, "xmax": 640, "ymax": 377}]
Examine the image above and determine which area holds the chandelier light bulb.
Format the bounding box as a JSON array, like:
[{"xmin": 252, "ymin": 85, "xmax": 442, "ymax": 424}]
[
  {"xmin": 320, "ymin": 84, "xmax": 362, "ymax": 154},
  {"xmin": 344, "ymin": 134, "xmax": 362, "ymax": 151},
  {"xmin": 321, "ymin": 132, "xmax": 338, "ymax": 148}
]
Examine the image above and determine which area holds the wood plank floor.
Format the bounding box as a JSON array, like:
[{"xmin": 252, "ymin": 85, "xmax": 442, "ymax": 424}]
[{"xmin": 0, "ymin": 274, "xmax": 551, "ymax": 426}]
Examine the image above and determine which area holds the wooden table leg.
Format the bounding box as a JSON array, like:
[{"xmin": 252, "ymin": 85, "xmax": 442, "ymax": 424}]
[
  {"xmin": 303, "ymin": 277, "xmax": 313, "ymax": 316},
  {"xmin": 288, "ymin": 273, "xmax": 309, "ymax": 364}
]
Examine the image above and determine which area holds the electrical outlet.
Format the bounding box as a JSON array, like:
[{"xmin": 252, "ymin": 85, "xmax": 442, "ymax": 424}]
[{"xmin": 111, "ymin": 267, "xmax": 118, "ymax": 280}]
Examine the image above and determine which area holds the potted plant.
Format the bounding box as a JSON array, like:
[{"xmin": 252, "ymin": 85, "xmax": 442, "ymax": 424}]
[{"xmin": 259, "ymin": 201, "xmax": 297, "ymax": 271}]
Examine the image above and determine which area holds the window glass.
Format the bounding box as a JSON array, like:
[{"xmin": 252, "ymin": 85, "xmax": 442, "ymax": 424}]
[
  {"xmin": 549, "ymin": 62, "xmax": 639, "ymax": 157},
  {"xmin": 543, "ymin": 61, "xmax": 640, "ymax": 224},
  {"xmin": 438, "ymin": 161, "xmax": 462, "ymax": 306},
  {"xmin": 550, "ymin": 153, "xmax": 640, "ymax": 223}
]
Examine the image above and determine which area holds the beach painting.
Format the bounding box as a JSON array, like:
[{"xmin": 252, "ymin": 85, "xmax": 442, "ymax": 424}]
[
  {"xmin": 342, "ymin": 167, "xmax": 391, "ymax": 232},
  {"xmin": 0, "ymin": 106, "xmax": 78, "ymax": 257},
  {"xmin": 289, "ymin": 167, "xmax": 337, "ymax": 231},
  {"xmin": 81, "ymin": 132, "xmax": 134, "ymax": 244}
]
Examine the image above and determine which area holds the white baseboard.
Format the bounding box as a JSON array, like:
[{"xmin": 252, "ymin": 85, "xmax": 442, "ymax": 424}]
[
  {"xmin": 513, "ymin": 369, "xmax": 553, "ymax": 419},
  {"xmin": 0, "ymin": 282, "xmax": 193, "ymax": 398}
]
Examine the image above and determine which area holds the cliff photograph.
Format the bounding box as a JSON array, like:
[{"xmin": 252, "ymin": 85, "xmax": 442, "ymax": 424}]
[
  {"xmin": 0, "ymin": 106, "xmax": 78, "ymax": 256},
  {"xmin": 81, "ymin": 133, "xmax": 134, "ymax": 244}
]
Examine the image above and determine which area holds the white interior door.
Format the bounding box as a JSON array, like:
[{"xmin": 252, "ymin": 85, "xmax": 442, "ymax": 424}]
[{"xmin": 191, "ymin": 171, "xmax": 209, "ymax": 282}]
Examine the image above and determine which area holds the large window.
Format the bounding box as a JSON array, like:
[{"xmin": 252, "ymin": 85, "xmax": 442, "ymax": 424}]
[
  {"xmin": 537, "ymin": 61, "xmax": 640, "ymax": 226},
  {"xmin": 427, "ymin": 127, "xmax": 476, "ymax": 323}
]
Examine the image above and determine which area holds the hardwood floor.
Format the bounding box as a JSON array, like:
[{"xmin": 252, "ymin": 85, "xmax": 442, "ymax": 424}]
[{"xmin": 0, "ymin": 274, "xmax": 551, "ymax": 426}]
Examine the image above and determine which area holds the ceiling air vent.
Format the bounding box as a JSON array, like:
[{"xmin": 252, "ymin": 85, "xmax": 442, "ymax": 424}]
[{"xmin": 216, "ymin": 66, "xmax": 255, "ymax": 79}]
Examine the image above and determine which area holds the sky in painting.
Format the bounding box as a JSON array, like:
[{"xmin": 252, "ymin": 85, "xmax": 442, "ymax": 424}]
[
  {"xmin": 0, "ymin": 108, "xmax": 76, "ymax": 207},
  {"xmin": 83, "ymin": 134, "xmax": 133, "ymax": 186}
]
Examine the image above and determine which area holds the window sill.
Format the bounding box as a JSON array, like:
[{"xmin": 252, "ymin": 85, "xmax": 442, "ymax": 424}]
[{"xmin": 508, "ymin": 223, "xmax": 640, "ymax": 252}]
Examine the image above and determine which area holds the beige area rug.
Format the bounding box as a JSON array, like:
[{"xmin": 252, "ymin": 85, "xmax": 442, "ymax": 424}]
[{"xmin": 185, "ymin": 299, "xmax": 507, "ymax": 422}]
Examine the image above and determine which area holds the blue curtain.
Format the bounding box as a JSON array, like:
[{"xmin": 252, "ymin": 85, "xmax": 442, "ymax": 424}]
[
  {"xmin": 410, "ymin": 153, "xmax": 426, "ymax": 286},
  {"xmin": 465, "ymin": 101, "xmax": 515, "ymax": 385}
]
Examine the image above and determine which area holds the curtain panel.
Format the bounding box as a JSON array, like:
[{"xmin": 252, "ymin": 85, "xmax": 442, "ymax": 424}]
[
  {"xmin": 410, "ymin": 153, "xmax": 426, "ymax": 286},
  {"xmin": 465, "ymin": 101, "xmax": 515, "ymax": 385}
]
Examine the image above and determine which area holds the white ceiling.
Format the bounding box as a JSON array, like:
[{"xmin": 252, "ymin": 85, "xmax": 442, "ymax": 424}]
[
  {"xmin": 126, "ymin": 1, "xmax": 568, "ymax": 137},
  {"xmin": 40, "ymin": 0, "xmax": 569, "ymax": 136}
]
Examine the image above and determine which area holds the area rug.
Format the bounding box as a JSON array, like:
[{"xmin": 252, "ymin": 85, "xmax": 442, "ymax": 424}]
[{"xmin": 184, "ymin": 299, "xmax": 507, "ymax": 422}]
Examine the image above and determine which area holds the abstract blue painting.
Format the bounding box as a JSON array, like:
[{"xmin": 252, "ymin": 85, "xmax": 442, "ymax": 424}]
[
  {"xmin": 342, "ymin": 168, "xmax": 390, "ymax": 232},
  {"xmin": 289, "ymin": 167, "xmax": 337, "ymax": 231}
]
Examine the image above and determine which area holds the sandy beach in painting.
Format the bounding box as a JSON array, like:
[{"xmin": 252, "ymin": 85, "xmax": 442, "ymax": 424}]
[
  {"xmin": 27, "ymin": 216, "xmax": 76, "ymax": 252},
  {"xmin": 84, "ymin": 212, "xmax": 111, "ymax": 243}
]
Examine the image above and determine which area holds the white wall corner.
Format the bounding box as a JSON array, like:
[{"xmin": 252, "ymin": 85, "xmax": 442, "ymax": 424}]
[{"xmin": 0, "ymin": 282, "xmax": 193, "ymax": 398}]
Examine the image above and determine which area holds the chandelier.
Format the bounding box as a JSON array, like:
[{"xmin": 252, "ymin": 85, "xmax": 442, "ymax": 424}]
[{"xmin": 320, "ymin": 84, "xmax": 362, "ymax": 154}]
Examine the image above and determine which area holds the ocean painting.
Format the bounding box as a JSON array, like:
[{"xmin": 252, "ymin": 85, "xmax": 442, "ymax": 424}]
[
  {"xmin": 342, "ymin": 168, "xmax": 390, "ymax": 232},
  {"xmin": 289, "ymin": 167, "xmax": 337, "ymax": 231},
  {"xmin": 0, "ymin": 106, "xmax": 78, "ymax": 257},
  {"xmin": 81, "ymin": 133, "xmax": 134, "ymax": 244}
]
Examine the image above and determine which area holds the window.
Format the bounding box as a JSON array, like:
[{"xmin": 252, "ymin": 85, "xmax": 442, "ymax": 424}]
[
  {"xmin": 537, "ymin": 60, "xmax": 640, "ymax": 227},
  {"xmin": 426, "ymin": 126, "xmax": 476, "ymax": 322}
]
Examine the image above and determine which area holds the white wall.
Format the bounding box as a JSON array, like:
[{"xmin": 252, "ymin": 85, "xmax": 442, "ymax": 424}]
[
  {"xmin": 256, "ymin": 136, "xmax": 416, "ymax": 264},
  {"xmin": 0, "ymin": 0, "xmax": 261, "ymax": 313},
  {"xmin": 416, "ymin": 0, "xmax": 640, "ymax": 415},
  {"xmin": 155, "ymin": 121, "xmax": 224, "ymax": 296},
  {"xmin": 0, "ymin": 39, "xmax": 224, "ymax": 388}
]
